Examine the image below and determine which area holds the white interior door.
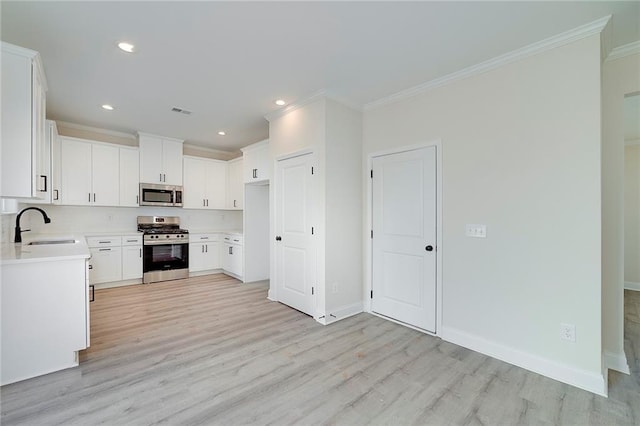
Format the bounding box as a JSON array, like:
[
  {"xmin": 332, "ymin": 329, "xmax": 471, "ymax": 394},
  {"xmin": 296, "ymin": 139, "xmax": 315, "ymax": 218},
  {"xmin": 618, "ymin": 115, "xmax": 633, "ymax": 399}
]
[
  {"xmin": 371, "ymin": 146, "xmax": 437, "ymax": 332},
  {"xmin": 275, "ymin": 153, "xmax": 314, "ymax": 316}
]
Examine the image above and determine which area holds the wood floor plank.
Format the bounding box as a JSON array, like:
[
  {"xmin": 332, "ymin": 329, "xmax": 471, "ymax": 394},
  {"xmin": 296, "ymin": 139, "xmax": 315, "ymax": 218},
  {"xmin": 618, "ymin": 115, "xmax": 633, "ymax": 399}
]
[{"xmin": 2, "ymin": 275, "xmax": 640, "ymax": 425}]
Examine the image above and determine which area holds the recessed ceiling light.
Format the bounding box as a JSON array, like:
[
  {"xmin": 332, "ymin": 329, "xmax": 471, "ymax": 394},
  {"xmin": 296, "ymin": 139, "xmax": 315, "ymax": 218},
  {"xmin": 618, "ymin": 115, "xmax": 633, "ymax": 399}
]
[
  {"xmin": 218, "ymin": 131, "xmax": 226, "ymax": 136},
  {"xmin": 274, "ymin": 99, "xmax": 286, "ymax": 106},
  {"xmin": 117, "ymin": 42, "xmax": 135, "ymax": 53},
  {"xmin": 101, "ymin": 104, "xmax": 114, "ymax": 111}
]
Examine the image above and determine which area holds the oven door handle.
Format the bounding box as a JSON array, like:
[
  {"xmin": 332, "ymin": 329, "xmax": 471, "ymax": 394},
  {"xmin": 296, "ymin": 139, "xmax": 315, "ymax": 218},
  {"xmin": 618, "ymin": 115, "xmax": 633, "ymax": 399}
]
[{"xmin": 143, "ymin": 240, "xmax": 189, "ymax": 246}]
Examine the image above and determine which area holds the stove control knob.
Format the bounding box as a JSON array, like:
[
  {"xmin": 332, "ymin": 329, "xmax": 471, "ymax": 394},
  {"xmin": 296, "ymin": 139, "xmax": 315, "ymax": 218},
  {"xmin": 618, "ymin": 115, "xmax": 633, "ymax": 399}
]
[{"xmin": 166, "ymin": 235, "xmax": 170, "ymax": 238}]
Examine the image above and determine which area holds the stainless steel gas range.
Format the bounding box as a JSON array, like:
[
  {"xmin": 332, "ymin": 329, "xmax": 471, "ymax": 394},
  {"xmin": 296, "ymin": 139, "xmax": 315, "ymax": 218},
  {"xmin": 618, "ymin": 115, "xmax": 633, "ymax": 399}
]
[{"xmin": 137, "ymin": 216, "xmax": 189, "ymax": 283}]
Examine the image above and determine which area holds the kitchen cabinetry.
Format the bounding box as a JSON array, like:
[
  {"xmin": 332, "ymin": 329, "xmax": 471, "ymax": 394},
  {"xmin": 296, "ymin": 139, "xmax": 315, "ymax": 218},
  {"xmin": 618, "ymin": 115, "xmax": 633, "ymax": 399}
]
[
  {"xmin": 88, "ymin": 237, "xmax": 122, "ymax": 284},
  {"xmin": 30, "ymin": 120, "xmax": 58, "ymax": 205},
  {"xmin": 183, "ymin": 156, "xmax": 227, "ymax": 209},
  {"xmin": 1, "ymin": 257, "xmax": 88, "ymax": 385},
  {"xmin": 1, "ymin": 42, "xmax": 48, "ymax": 200},
  {"xmin": 119, "ymin": 147, "xmax": 140, "ymax": 207},
  {"xmin": 189, "ymin": 233, "xmax": 220, "ymax": 273},
  {"xmin": 222, "ymin": 234, "xmax": 243, "ymax": 279},
  {"xmin": 122, "ymin": 236, "xmax": 143, "ymax": 280},
  {"xmin": 59, "ymin": 137, "xmax": 119, "ymax": 206},
  {"xmin": 138, "ymin": 133, "xmax": 184, "ymax": 185},
  {"xmin": 87, "ymin": 235, "xmax": 142, "ymax": 284},
  {"xmin": 241, "ymin": 140, "xmax": 270, "ymax": 183},
  {"xmin": 227, "ymin": 157, "xmax": 244, "ymax": 210}
]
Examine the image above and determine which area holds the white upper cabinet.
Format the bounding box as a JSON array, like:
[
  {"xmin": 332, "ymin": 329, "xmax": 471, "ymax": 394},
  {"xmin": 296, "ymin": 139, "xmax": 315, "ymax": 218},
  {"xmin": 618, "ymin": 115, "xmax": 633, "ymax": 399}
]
[
  {"xmin": 182, "ymin": 156, "xmax": 227, "ymax": 210},
  {"xmin": 241, "ymin": 140, "xmax": 270, "ymax": 183},
  {"xmin": 138, "ymin": 133, "xmax": 184, "ymax": 186},
  {"xmin": 30, "ymin": 120, "xmax": 57, "ymax": 205},
  {"xmin": 227, "ymin": 157, "xmax": 243, "ymax": 210},
  {"xmin": 1, "ymin": 42, "xmax": 48, "ymax": 199},
  {"xmin": 59, "ymin": 137, "xmax": 120, "ymax": 206},
  {"xmin": 119, "ymin": 147, "xmax": 140, "ymax": 207}
]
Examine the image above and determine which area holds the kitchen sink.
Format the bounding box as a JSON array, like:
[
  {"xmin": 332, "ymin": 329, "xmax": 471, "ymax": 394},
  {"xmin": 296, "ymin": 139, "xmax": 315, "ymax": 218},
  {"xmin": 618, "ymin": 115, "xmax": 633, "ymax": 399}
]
[{"xmin": 27, "ymin": 239, "xmax": 77, "ymax": 245}]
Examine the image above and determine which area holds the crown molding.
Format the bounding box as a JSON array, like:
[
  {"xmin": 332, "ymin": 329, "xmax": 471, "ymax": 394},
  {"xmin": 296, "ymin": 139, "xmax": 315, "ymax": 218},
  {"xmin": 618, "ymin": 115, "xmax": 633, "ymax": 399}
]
[
  {"xmin": 365, "ymin": 15, "xmax": 612, "ymax": 111},
  {"xmin": 55, "ymin": 120, "xmax": 137, "ymax": 141},
  {"xmin": 184, "ymin": 143, "xmax": 238, "ymax": 157},
  {"xmin": 606, "ymin": 40, "xmax": 640, "ymax": 62}
]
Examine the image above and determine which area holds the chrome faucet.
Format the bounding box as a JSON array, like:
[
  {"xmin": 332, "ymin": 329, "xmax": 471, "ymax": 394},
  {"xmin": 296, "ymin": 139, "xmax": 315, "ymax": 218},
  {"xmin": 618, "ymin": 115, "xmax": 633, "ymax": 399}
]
[{"xmin": 14, "ymin": 207, "xmax": 51, "ymax": 243}]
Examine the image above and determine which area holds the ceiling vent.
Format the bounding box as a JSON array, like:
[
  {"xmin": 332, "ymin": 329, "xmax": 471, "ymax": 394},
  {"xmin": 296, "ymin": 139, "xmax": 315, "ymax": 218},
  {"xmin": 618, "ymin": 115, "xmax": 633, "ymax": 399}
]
[{"xmin": 171, "ymin": 107, "xmax": 192, "ymax": 115}]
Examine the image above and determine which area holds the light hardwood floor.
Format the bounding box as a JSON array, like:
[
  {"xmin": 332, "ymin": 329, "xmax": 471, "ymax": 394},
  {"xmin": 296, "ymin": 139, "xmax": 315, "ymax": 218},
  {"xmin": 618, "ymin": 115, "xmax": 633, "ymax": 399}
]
[{"xmin": 2, "ymin": 274, "xmax": 639, "ymax": 425}]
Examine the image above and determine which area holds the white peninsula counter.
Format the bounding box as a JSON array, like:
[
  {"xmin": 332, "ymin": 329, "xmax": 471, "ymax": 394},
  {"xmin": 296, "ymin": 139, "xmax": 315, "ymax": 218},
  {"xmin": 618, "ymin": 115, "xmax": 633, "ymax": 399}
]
[{"xmin": 1, "ymin": 236, "xmax": 91, "ymax": 385}]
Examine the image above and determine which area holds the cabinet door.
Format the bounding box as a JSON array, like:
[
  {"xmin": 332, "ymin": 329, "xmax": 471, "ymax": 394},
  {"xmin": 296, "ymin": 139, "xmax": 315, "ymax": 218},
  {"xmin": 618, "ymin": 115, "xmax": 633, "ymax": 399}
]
[
  {"xmin": 89, "ymin": 247, "xmax": 122, "ymax": 284},
  {"xmin": 119, "ymin": 148, "xmax": 139, "ymax": 207},
  {"xmin": 183, "ymin": 157, "xmax": 207, "ymax": 209},
  {"xmin": 32, "ymin": 70, "xmax": 47, "ymax": 200},
  {"xmin": 230, "ymin": 244, "xmax": 243, "ymax": 277},
  {"xmin": 60, "ymin": 138, "xmax": 92, "ymax": 205},
  {"xmin": 254, "ymin": 144, "xmax": 270, "ymax": 181},
  {"xmin": 227, "ymin": 158, "xmax": 243, "ymax": 209},
  {"xmin": 243, "ymin": 149, "xmax": 257, "ymax": 183},
  {"xmin": 162, "ymin": 139, "xmax": 183, "ymax": 185},
  {"xmin": 30, "ymin": 119, "xmax": 54, "ymax": 205},
  {"xmin": 1, "ymin": 49, "xmax": 34, "ymax": 198},
  {"xmin": 222, "ymin": 243, "xmax": 233, "ymax": 272},
  {"xmin": 91, "ymin": 144, "xmax": 119, "ymax": 206},
  {"xmin": 50, "ymin": 121, "xmax": 61, "ymax": 204},
  {"xmin": 204, "ymin": 242, "xmax": 220, "ymax": 270},
  {"xmin": 139, "ymin": 135, "xmax": 163, "ymax": 184},
  {"xmin": 205, "ymin": 160, "xmax": 227, "ymax": 209},
  {"xmin": 189, "ymin": 242, "xmax": 207, "ymax": 272},
  {"xmin": 122, "ymin": 245, "xmax": 143, "ymax": 280}
]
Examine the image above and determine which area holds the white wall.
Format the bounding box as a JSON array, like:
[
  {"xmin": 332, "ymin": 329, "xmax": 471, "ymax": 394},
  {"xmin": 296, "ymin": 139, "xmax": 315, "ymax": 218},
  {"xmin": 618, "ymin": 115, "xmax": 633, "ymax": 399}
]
[
  {"xmin": 17, "ymin": 204, "xmax": 242, "ymax": 235},
  {"xmin": 625, "ymin": 144, "xmax": 640, "ymax": 286},
  {"xmin": 364, "ymin": 35, "xmax": 603, "ymax": 392},
  {"xmin": 324, "ymin": 99, "xmax": 363, "ymax": 314},
  {"xmin": 244, "ymin": 183, "xmax": 270, "ymax": 283},
  {"xmin": 601, "ymin": 51, "xmax": 640, "ymax": 372}
]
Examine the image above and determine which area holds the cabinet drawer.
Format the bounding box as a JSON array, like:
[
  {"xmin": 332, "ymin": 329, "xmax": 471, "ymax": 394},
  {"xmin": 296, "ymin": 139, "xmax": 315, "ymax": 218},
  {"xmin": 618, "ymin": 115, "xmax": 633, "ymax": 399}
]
[
  {"xmin": 191, "ymin": 233, "xmax": 219, "ymax": 242},
  {"xmin": 122, "ymin": 235, "xmax": 143, "ymax": 246},
  {"xmin": 223, "ymin": 235, "xmax": 243, "ymax": 245},
  {"xmin": 86, "ymin": 236, "xmax": 121, "ymax": 248}
]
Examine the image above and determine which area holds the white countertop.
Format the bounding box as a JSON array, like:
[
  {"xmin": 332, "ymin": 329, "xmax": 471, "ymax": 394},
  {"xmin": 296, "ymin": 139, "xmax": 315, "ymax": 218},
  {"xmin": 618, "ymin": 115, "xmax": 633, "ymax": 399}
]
[
  {"xmin": 189, "ymin": 229, "xmax": 243, "ymax": 236},
  {"xmin": 1, "ymin": 235, "xmax": 90, "ymax": 265}
]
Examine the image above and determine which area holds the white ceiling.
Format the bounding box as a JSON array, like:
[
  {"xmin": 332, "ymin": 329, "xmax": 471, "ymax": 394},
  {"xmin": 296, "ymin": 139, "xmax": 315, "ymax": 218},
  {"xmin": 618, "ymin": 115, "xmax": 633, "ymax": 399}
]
[{"xmin": 2, "ymin": 1, "xmax": 639, "ymax": 151}]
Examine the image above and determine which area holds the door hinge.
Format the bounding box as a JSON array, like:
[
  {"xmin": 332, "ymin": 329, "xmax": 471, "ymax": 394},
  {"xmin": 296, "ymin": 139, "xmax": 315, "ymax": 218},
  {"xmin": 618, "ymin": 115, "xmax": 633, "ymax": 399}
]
[
  {"xmin": 311, "ymin": 166, "xmax": 314, "ymax": 175},
  {"xmin": 370, "ymin": 290, "xmax": 373, "ymax": 299},
  {"xmin": 370, "ymin": 169, "xmax": 373, "ymax": 178}
]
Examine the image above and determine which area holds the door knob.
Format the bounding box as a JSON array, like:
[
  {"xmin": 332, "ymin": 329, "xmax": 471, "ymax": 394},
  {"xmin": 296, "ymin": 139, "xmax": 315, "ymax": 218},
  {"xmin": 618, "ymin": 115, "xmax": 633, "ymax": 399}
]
[
  {"xmin": 275, "ymin": 236, "xmax": 282, "ymax": 241},
  {"xmin": 425, "ymin": 245, "xmax": 434, "ymax": 252}
]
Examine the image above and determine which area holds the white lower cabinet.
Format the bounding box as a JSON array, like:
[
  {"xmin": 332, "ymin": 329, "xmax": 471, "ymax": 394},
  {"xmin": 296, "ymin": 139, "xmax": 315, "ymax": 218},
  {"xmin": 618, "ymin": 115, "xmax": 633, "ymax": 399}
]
[
  {"xmin": 122, "ymin": 238, "xmax": 143, "ymax": 280},
  {"xmin": 222, "ymin": 234, "xmax": 243, "ymax": 279},
  {"xmin": 87, "ymin": 235, "xmax": 142, "ymax": 284},
  {"xmin": 189, "ymin": 233, "xmax": 220, "ymax": 273},
  {"xmin": 1, "ymin": 258, "xmax": 89, "ymax": 385}
]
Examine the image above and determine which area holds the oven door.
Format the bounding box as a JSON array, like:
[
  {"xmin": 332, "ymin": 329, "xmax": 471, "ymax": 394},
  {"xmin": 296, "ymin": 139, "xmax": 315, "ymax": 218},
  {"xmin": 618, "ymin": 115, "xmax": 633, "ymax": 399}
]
[
  {"xmin": 143, "ymin": 242, "xmax": 189, "ymax": 274},
  {"xmin": 140, "ymin": 184, "xmax": 177, "ymax": 207}
]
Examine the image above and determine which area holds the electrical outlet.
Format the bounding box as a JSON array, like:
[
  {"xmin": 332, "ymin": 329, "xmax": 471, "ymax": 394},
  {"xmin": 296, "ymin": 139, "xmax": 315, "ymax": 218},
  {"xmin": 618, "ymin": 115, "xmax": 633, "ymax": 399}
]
[
  {"xmin": 332, "ymin": 282, "xmax": 338, "ymax": 293},
  {"xmin": 465, "ymin": 224, "xmax": 487, "ymax": 238},
  {"xmin": 560, "ymin": 323, "xmax": 576, "ymax": 342}
]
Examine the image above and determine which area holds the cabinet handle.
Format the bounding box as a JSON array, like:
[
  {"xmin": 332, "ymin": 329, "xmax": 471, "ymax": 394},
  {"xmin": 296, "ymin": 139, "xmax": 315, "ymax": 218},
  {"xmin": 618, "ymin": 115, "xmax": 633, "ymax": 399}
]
[
  {"xmin": 89, "ymin": 285, "xmax": 95, "ymax": 302},
  {"xmin": 253, "ymin": 169, "xmax": 257, "ymax": 179},
  {"xmin": 206, "ymin": 199, "xmax": 209, "ymax": 207},
  {"xmin": 88, "ymin": 264, "xmax": 93, "ymax": 270},
  {"xmin": 39, "ymin": 175, "xmax": 47, "ymax": 192},
  {"xmin": 93, "ymin": 193, "xmax": 96, "ymax": 202},
  {"xmin": 89, "ymin": 193, "xmax": 91, "ymax": 202},
  {"xmin": 205, "ymin": 245, "xmax": 208, "ymax": 253},
  {"xmin": 127, "ymin": 239, "xmax": 137, "ymax": 242},
  {"xmin": 163, "ymin": 173, "xmax": 166, "ymax": 182},
  {"xmin": 54, "ymin": 189, "xmax": 59, "ymax": 200},
  {"xmin": 160, "ymin": 173, "xmax": 163, "ymax": 182},
  {"xmin": 98, "ymin": 241, "xmax": 110, "ymax": 244},
  {"xmin": 201, "ymin": 245, "xmax": 204, "ymax": 253},
  {"xmin": 136, "ymin": 195, "xmax": 139, "ymax": 204},
  {"xmin": 229, "ymin": 246, "xmax": 232, "ymax": 255},
  {"xmin": 139, "ymin": 248, "xmax": 142, "ymax": 258},
  {"xmin": 203, "ymin": 199, "xmax": 206, "ymax": 207},
  {"xmin": 233, "ymin": 199, "xmax": 237, "ymax": 208},
  {"xmin": 99, "ymin": 248, "xmax": 111, "ymax": 251}
]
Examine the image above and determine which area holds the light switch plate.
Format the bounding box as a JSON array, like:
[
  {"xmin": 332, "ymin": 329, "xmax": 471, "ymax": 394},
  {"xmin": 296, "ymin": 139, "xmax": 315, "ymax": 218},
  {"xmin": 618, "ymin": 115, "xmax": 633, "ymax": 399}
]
[{"xmin": 466, "ymin": 224, "xmax": 487, "ymax": 238}]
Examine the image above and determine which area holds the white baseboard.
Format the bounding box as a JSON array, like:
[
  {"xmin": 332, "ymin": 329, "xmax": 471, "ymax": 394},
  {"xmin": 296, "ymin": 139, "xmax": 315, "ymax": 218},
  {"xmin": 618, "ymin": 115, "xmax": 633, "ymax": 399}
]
[
  {"xmin": 624, "ymin": 281, "xmax": 640, "ymax": 291},
  {"xmin": 93, "ymin": 279, "xmax": 142, "ymax": 290},
  {"xmin": 267, "ymin": 289, "xmax": 276, "ymax": 301},
  {"xmin": 605, "ymin": 350, "xmax": 631, "ymax": 374},
  {"xmin": 316, "ymin": 302, "xmax": 363, "ymax": 325},
  {"xmin": 441, "ymin": 326, "xmax": 607, "ymax": 396}
]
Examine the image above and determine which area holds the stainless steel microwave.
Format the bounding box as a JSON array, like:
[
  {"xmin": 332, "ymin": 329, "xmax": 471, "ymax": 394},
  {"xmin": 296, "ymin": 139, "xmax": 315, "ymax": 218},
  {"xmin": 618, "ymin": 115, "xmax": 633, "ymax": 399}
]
[{"xmin": 139, "ymin": 183, "xmax": 183, "ymax": 207}]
